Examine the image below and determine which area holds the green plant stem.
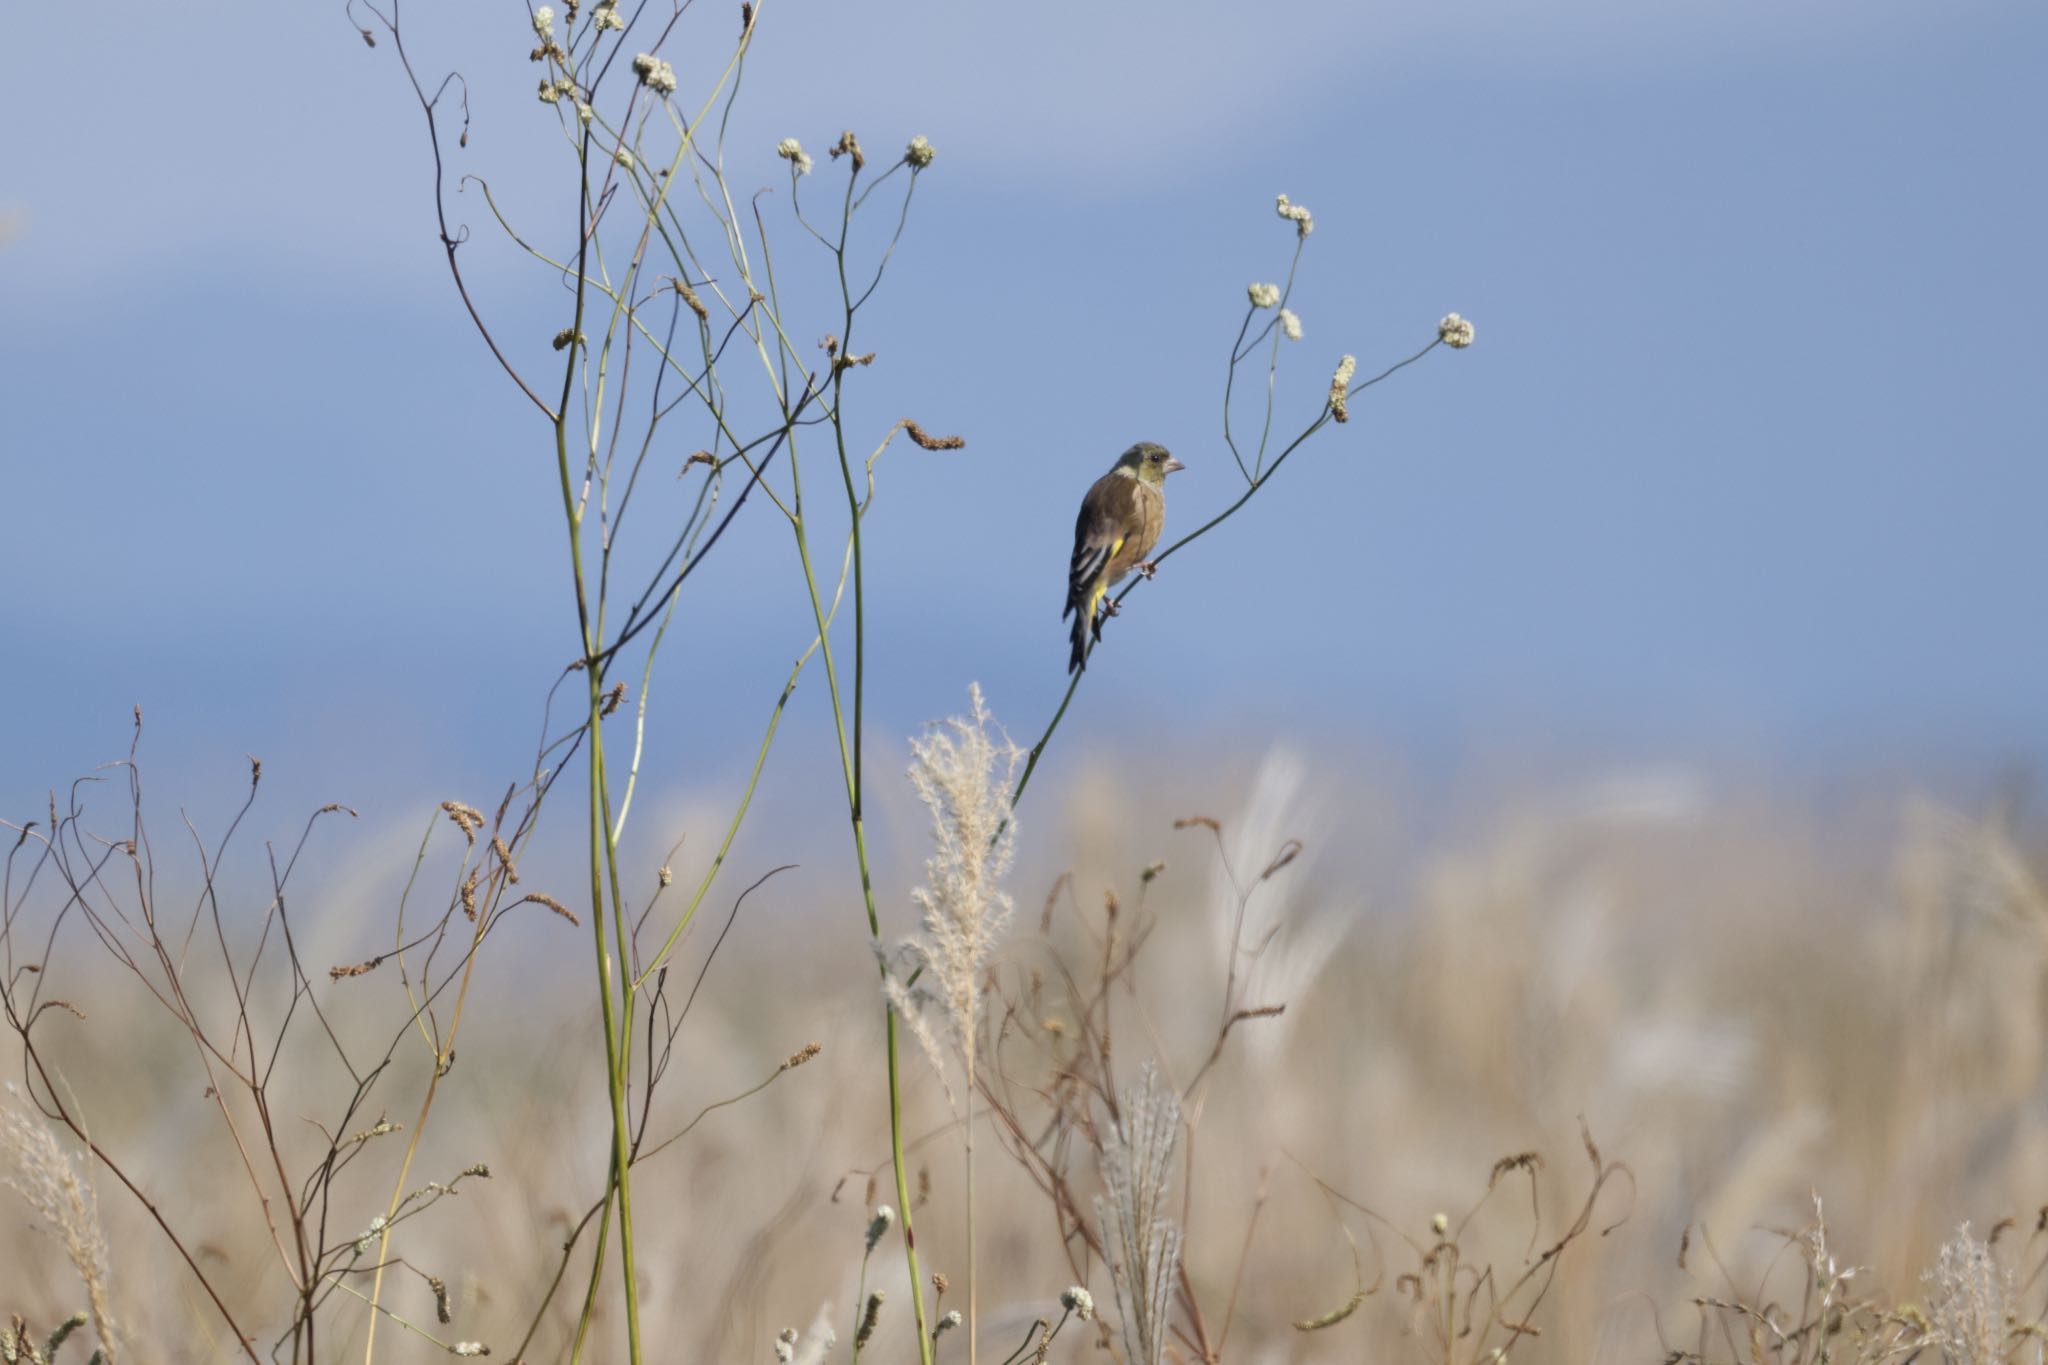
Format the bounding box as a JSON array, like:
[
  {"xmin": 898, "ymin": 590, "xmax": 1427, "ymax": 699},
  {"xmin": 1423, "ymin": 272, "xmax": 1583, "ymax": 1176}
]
[
  {"xmin": 826, "ymin": 161, "xmax": 939, "ymax": 1365},
  {"xmin": 552, "ymin": 139, "xmax": 644, "ymax": 1354}
]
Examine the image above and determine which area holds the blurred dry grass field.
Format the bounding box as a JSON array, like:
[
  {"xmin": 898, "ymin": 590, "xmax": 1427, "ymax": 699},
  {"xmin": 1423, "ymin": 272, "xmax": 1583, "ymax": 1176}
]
[{"xmin": 6, "ymin": 747, "xmax": 2046, "ymax": 1363}]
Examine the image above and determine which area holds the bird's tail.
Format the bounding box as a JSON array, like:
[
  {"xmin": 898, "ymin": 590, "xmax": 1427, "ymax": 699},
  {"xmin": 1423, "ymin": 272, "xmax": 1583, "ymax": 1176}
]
[{"xmin": 1067, "ymin": 580, "xmax": 1106, "ymax": 674}]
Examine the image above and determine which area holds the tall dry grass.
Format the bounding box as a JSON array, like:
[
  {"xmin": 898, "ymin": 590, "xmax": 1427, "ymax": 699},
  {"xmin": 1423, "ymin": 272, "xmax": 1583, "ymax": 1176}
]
[{"xmin": 5, "ymin": 745, "xmax": 2046, "ymax": 1362}]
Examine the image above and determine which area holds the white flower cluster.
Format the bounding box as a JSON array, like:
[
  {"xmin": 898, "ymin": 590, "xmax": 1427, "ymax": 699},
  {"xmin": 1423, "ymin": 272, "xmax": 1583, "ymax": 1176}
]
[
  {"xmin": 531, "ymin": 5, "xmax": 555, "ymax": 38},
  {"xmin": 452, "ymin": 1343, "xmax": 488, "ymax": 1358},
  {"xmin": 1279, "ymin": 308, "xmax": 1303, "ymax": 342},
  {"xmin": 537, "ymin": 78, "xmax": 576, "ymax": 104},
  {"xmin": 865, "ymin": 1204, "xmax": 895, "ymax": 1252},
  {"xmin": 1275, "ymin": 193, "xmax": 1313, "ymax": 238},
  {"xmin": 1438, "ymin": 312, "xmax": 1475, "ymax": 348},
  {"xmin": 777, "ymin": 137, "xmax": 814, "ymax": 175},
  {"xmin": 1060, "ymin": 1286, "xmax": 1096, "ymax": 1320},
  {"xmin": 1247, "ymin": 282, "xmax": 1280, "ymax": 309},
  {"xmin": 1329, "ymin": 353, "xmax": 1357, "ymax": 421},
  {"xmin": 631, "ymin": 52, "xmax": 677, "ymax": 96},
  {"xmin": 904, "ymin": 134, "xmax": 936, "ymax": 169},
  {"xmin": 934, "ymin": 1310, "xmax": 963, "ymax": 1335},
  {"xmin": 593, "ymin": 0, "xmax": 625, "ymax": 29}
]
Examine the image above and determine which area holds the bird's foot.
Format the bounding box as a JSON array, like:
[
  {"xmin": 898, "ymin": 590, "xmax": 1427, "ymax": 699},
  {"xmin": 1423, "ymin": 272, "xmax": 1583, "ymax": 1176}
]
[
  {"xmin": 1136, "ymin": 560, "xmax": 1159, "ymax": 580},
  {"xmin": 1098, "ymin": 598, "xmax": 1122, "ymax": 620}
]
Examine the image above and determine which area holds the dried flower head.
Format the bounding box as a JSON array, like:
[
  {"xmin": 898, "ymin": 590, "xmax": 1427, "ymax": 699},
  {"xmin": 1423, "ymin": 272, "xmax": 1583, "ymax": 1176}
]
[
  {"xmin": 531, "ymin": 5, "xmax": 556, "ymax": 37},
  {"xmin": 452, "ymin": 1344, "xmax": 489, "ymax": 1358},
  {"xmin": 776, "ymin": 137, "xmax": 814, "ymax": 175},
  {"xmin": 902, "ymin": 419, "xmax": 966, "ymax": 451},
  {"xmin": 904, "ymin": 134, "xmax": 936, "ymax": 169},
  {"xmin": 1060, "ymin": 1286, "xmax": 1095, "ymax": 1320},
  {"xmin": 1094, "ymin": 1064, "xmax": 1183, "ymax": 1365},
  {"xmin": 1275, "ymin": 192, "xmax": 1314, "ymax": 237},
  {"xmin": 935, "ymin": 1310, "xmax": 963, "ymax": 1335},
  {"xmin": 865, "ymin": 1204, "xmax": 895, "ymax": 1252},
  {"xmin": 631, "ymin": 52, "xmax": 677, "ymax": 95},
  {"xmin": 595, "ymin": 3, "xmax": 625, "ymax": 28},
  {"xmin": 782, "ymin": 1041, "xmax": 823, "ymax": 1071},
  {"xmin": 1438, "ymin": 312, "xmax": 1475, "ymax": 348},
  {"xmin": 1279, "ymin": 308, "xmax": 1302, "ymax": 342},
  {"xmin": 830, "ymin": 129, "xmax": 865, "ymax": 171},
  {"xmin": 881, "ymin": 685, "xmax": 1023, "ymax": 1110},
  {"xmin": 537, "ymin": 78, "xmax": 564, "ymax": 104},
  {"xmin": 1247, "ymin": 282, "xmax": 1280, "ymax": 309},
  {"xmin": 855, "ymin": 1291, "xmax": 885, "ymax": 1348},
  {"xmin": 1329, "ymin": 354, "xmax": 1357, "ymax": 421},
  {"xmin": 615, "ymin": 146, "xmax": 635, "ymax": 169}
]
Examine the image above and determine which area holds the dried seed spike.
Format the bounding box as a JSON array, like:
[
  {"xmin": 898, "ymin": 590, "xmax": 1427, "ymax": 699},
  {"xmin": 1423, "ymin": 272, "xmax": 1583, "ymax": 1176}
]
[
  {"xmin": 782, "ymin": 1041, "xmax": 823, "ymax": 1070},
  {"xmin": 675, "ymin": 278, "xmax": 709, "ymax": 319},
  {"xmin": 901, "ymin": 419, "xmax": 965, "ymax": 451},
  {"xmin": 429, "ymin": 1275, "xmax": 452, "ymax": 1324},
  {"xmin": 1173, "ymin": 815, "xmax": 1222, "ymax": 834},
  {"xmin": 519, "ymin": 893, "xmax": 582, "ymax": 927},
  {"xmin": 1294, "ymin": 1289, "xmax": 1366, "ymax": 1332},
  {"xmin": 854, "ymin": 1291, "xmax": 885, "ymax": 1347},
  {"xmin": 491, "ymin": 836, "xmax": 520, "ymax": 883}
]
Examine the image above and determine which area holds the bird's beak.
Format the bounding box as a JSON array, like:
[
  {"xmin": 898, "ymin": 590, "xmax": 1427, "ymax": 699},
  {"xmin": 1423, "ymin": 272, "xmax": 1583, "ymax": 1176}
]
[{"xmin": 1164, "ymin": 457, "xmax": 1186, "ymax": 474}]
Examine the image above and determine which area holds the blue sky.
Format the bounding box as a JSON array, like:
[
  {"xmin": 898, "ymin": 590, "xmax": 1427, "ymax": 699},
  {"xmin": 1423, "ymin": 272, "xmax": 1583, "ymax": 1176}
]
[{"xmin": 4, "ymin": 0, "xmax": 2044, "ymax": 830}]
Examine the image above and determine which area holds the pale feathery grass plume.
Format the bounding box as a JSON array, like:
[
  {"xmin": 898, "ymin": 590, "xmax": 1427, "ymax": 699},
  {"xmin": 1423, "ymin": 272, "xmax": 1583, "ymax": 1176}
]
[
  {"xmin": 1207, "ymin": 750, "xmax": 1351, "ymax": 1068},
  {"xmin": 1925, "ymin": 1223, "xmax": 2011, "ymax": 1365},
  {"xmin": 0, "ymin": 1086, "xmax": 118, "ymax": 1362},
  {"xmin": 880, "ymin": 682, "xmax": 1022, "ymax": 1365},
  {"xmin": 1094, "ymin": 1063, "xmax": 1183, "ymax": 1365},
  {"xmin": 881, "ymin": 682, "xmax": 1022, "ymax": 1097}
]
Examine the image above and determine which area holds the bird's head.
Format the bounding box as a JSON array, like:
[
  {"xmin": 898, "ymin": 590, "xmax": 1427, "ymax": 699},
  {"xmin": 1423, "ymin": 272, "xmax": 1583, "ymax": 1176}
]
[{"xmin": 1115, "ymin": 442, "xmax": 1185, "ymax": 488}]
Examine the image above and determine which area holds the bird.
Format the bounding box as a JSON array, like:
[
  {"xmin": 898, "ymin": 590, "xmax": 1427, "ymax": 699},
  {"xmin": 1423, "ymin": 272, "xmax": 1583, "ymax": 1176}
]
[{"xmin": 1063, "ymin": 442, "xmax": 1185, "ymax": 674}]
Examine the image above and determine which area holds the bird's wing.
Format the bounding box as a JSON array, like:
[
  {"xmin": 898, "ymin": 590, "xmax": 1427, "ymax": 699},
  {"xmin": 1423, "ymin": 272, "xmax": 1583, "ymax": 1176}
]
[
  {"xmin": 1103, "ymin": 481, "xmax": 1166, "ymax": 582},
  {"xmin": 1065, "ymin": 473, "xmax": 1142, "ymax": 618}
]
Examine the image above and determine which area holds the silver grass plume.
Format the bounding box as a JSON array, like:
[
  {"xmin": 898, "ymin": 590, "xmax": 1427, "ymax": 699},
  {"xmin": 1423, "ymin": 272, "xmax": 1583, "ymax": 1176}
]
[
  {"xmin": 881, "ymin": 683, "xmax": 1022, "ymax": 1104},
  {"xmin": 0, "ymin": 1088, "xmax": 118, "ymax": 1361},
  {"xmin": 1925, "ymin": 1223, "xmax": 2010, "ymax": 1365},
  {"xmin": 1093, "ymin": 1064, "xmax": 1183, "ymax": 1365}
]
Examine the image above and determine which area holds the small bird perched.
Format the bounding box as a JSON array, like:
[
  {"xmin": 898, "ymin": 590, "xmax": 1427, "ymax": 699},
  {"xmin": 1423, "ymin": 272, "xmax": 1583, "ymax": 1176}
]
[{"xmin": 1064, "ymin": 442, "xmax": 1185, "ymax": 673}]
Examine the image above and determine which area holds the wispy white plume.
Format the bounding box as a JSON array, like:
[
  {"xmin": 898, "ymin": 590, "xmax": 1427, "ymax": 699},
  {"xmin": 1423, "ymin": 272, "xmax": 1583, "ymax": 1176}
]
[{"xmin": 1094, "ymin": 1064, "xmax": 1182, "ymax": 1365}]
